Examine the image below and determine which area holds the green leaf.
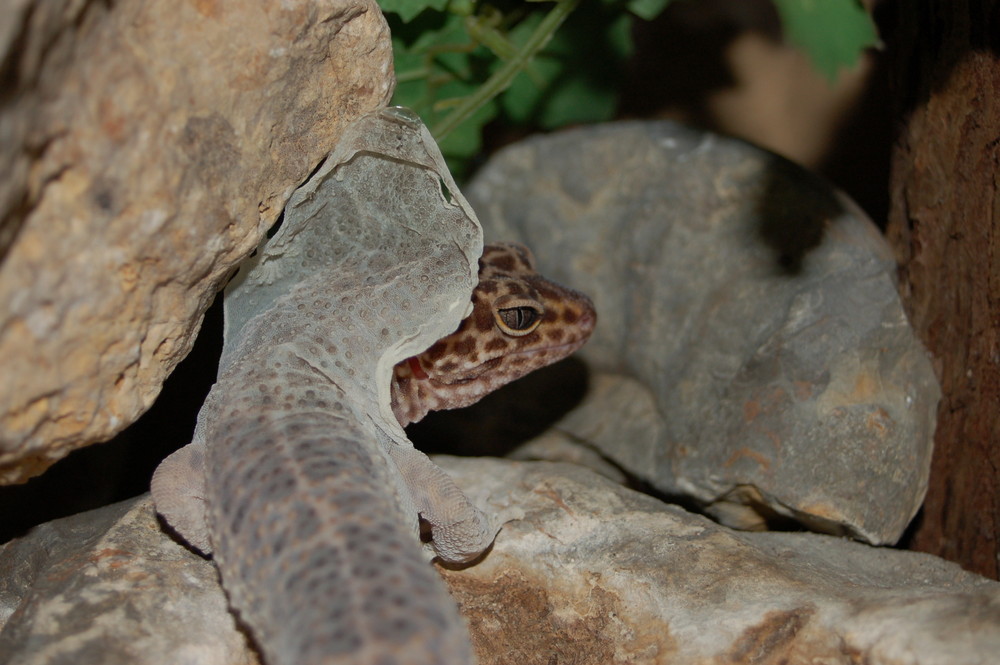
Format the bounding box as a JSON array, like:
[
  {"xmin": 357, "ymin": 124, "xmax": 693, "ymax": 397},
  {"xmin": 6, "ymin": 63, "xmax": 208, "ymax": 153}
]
[
  {"xmin": 502, "ymin": 4, "xmax": 631, "ymax": 128},
  {"xmin": 384, "ymin": 1, "xmax": 643, "ymax": 177},
  {"xmin": 429, "ymin": 0, "xmax": 582, "ymax": 140},
  {"xmin": 380, "ymin": 0, "xmax": 450, "ymax": 24},
  {"xmin": 438, "ymin": 100, "xmax": 496, "ymax": 167},
  {"xmin": 388, "ymin": 8, "xmax": 495, "ymax": 177},
  {"xmin": 771, "ymin": 0, "xmax": 879, "ymax": 81},
  {"xmin": 388, "ymin": 10, "xmax": 485, "ymax": 118},
  {"xmin": 624, "ymin": 0, "xmax": 673, "ymax": 21}
]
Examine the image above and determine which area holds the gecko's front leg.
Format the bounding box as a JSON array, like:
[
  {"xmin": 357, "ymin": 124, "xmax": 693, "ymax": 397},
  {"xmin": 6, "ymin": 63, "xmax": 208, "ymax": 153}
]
[{"xmin": 384, "ymin": 442, "xmax": 497, "ymax": 564}]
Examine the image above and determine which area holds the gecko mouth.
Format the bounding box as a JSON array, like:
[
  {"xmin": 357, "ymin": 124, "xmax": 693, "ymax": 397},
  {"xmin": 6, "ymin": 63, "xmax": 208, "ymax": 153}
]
[
  {"xmin": 507, "ymin": 338, "xmax": 589, "ymax": 358},
  {"xmin": 439, "ymin": 338, "xmax": 590, "ymax": 385}
]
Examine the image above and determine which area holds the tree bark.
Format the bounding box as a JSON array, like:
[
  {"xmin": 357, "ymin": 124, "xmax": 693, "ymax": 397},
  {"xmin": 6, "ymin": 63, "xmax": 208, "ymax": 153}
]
[{"xmin": 886, "ymin": 2, "xmax": 1000, "ymax": 579}]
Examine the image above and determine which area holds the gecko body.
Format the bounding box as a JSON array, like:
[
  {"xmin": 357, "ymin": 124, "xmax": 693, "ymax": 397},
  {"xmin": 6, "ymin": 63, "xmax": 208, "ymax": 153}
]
[{"xmin": 152, "ymin": 243, "xmax": 595, "ymax": 665}]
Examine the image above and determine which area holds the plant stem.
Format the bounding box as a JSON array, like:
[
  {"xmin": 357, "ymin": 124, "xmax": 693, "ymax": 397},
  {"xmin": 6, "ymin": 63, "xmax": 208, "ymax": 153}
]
[{"xmin": 430, "ymin": 0, "xmax": 580, "ymax": 140}]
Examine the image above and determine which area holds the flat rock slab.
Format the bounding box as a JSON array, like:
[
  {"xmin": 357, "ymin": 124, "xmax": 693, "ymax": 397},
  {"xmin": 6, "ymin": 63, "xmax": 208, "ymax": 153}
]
[
  {"xmin": 465, "ymin": 121, "xmax": 941, "ymax": 544},
  {"xmin": 3, "ymin": 459, "xmax": 998, "ymax": 665}
]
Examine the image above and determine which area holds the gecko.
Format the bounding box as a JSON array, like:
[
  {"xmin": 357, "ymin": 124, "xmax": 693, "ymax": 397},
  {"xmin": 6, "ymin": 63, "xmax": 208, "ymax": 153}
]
[{"xmin": 151, "ymin": 242, "xmax": 596, "ymax": 665}]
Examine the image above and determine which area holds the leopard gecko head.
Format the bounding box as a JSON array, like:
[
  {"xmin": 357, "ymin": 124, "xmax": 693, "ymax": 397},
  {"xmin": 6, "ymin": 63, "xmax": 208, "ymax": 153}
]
[{"xmin": 391, "ymin": 242, "xmax": 596, "ymax": 426}]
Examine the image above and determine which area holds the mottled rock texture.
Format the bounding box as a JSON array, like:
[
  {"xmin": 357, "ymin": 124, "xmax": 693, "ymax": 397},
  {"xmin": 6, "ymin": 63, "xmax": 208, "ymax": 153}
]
[
  {"xmin": 4, "ymin": 461, "xmax": 998, "ymax": 665},
  {"xmin": 465, "ymin": 121, "xmax": 940, "ymax": 545},
  {"xmin": 440, "ymin": 458, "xmax": 1000, "ymax": 665},
  {"xmin": 0, "ymin": 0, "xmax": 393, "ymax": 483},
  {"xmin": 0, "ymin": 497, "xmax": 258, "ymax": 665}
]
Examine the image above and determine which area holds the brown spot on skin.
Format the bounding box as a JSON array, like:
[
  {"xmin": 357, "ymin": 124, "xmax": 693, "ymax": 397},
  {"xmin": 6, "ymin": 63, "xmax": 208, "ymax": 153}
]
[
  {"xmin": 484, "ymin": 338, "xmax": 508, "ymax": 352},
  {"xmin": 509, "ymin": 243, "xmax": 536, "ymax": 270},
  {"xmin": 473, "ymin": 306, "xmax": 494, "ymax": 332},
  {"xmin": 439, "ymin": 361, "xmax": 459, "ymax": 373},
  {"xmin": 490, "ymin": 254, "xmax": 516, "ymax": 272},
  {"xmin": 542, "ymin": 309, "xmax": 559, "ymax": 323},
  {"xmin": 452, "ymin": 337, "xmax": 476, "ymax": 357},
  {"xmin": 477, "ymin": 280, "xmax": 499, "ymax": 295},
  {"xmin": 424, "ymin": 341, "xmax": 449, "ymax": 361},
  {"xmin": 546, "ymin": 329, "xmax": 565, "ymax": 344},
  {"xmin": 519, "ymin": 333, "xmax": 540, "ymax": 346},
  {"xmin": 532, "ymin": 282, "xmax": 561, "ymax": 300},
  {"xmin": 501, "ymin": 282, "xmax": 527, "ymax": 297},
  {"xmin": 561, "ymin": 308, "xmax": 580, "ymax": 325}
]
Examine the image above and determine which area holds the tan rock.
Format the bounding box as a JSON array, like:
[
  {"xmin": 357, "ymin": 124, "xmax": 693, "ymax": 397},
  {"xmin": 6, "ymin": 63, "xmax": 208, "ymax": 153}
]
[
  {"xmin": 438, "ymin": 457, "xmax": 1000, "ymax": 665},
  {"xmin": 0, "ymin": 0, "xmax": 394, "ymax": 482}
]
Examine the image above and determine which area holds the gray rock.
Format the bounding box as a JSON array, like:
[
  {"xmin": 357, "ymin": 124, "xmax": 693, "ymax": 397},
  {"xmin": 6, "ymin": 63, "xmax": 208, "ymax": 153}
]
[
  {"xmin": 436, "ymin": 457, "xmax": 1000, "ymax": 665},
  {"xmin": 6, "ymin": 460, "xmax": 997, "ymax": 665},
  {"xmin": 465, "ymin": 121, "xmax": 941, "ymax": 545},
  {"xmin": 0, "ymin": 497, "xmax": 256, "ymax": 665}
]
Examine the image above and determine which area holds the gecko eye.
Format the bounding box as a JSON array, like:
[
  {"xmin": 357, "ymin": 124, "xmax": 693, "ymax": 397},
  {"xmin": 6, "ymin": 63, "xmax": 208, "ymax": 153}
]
[{"xmin": 493, "ymin": 295, "xmax": 544, "ymax": 336}]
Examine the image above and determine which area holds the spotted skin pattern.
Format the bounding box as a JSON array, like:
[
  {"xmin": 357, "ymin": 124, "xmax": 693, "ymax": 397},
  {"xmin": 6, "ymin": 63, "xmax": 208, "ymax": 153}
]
[
  {"xmin": 392, "ymin": 242, "xmax": 596, "ymax": 426},
  {"xmin": 152, "ymin": 242, "xmax": 595, "ymax": 665}
]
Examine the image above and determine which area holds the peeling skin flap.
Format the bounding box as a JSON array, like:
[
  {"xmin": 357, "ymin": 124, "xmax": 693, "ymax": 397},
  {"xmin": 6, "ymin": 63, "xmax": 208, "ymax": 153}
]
[
  {"xmin": 148, "ymin": 109, "xmax": 493, "ymax": 664},
  {"xmin": 220, "ymin": 107, "xmax": 484, "ymax": 430}
]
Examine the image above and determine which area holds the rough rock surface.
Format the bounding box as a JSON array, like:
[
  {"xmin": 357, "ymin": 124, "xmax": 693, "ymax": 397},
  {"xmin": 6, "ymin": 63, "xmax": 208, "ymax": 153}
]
[
  {"xmin": 0, "ymin": 497, "xmax": 258, "ymax": 665},
  {"xmin": 465, "ymin": 121, "xmax": 941, "ymax": 545},
  {"xmin": 0, "ymin": 0, "xmax": 394, "ymax": 483},
  {"xmin": 4, "ymin": 459, "xmax": 998, "ymax": 665},
  {"xmin": 441, "ymin": 458, "xmax": 1000, "ymax": 665}
]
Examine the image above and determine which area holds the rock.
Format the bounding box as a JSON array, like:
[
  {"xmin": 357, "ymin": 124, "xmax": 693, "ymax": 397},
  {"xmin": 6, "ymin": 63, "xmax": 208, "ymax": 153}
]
[
  {"xmin": 465, "ymin": 121, "xmax": 941, "ymax": 545},
  {"xmin": 0, "ymin": 0, "xmax": 394, "ymax": 483},
  {"xmin": 4, "ymin": 459, "xmax": 998, "ymax": 665},
  {"xmin": 0, "ymin": 496, "xmax": 257, "ymax": 665},
  {"xmin": 437, "ymin": 457, "xmax": 1000, "ymax": 665}
]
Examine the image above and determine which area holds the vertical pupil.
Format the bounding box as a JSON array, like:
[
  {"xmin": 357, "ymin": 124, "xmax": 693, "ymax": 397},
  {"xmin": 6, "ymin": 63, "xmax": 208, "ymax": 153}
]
[{"xmin": 502, "ymin": 307, "xmax": 536, "ymax": 330}]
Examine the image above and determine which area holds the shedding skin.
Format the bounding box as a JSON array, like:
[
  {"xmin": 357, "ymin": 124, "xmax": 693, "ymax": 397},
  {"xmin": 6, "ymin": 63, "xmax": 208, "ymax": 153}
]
[{"xmin": 151, "ymin": 242, "xmax": 596, "ymax": 665}]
